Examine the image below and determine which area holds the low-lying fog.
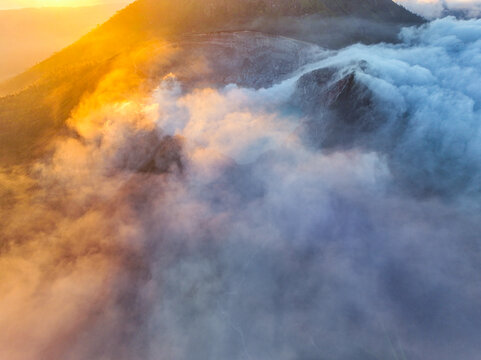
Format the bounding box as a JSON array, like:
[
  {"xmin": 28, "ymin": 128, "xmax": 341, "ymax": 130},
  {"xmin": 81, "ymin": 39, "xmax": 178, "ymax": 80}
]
[{"xmin": 1, "ymin": 15, "xmax": 481, "ymax": 360}]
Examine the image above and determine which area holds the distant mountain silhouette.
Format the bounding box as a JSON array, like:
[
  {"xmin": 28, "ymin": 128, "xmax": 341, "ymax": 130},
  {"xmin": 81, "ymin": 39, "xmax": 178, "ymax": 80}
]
[{"xmin": 0, "ymin": 4, "xmax": 128, "ymax": 81}]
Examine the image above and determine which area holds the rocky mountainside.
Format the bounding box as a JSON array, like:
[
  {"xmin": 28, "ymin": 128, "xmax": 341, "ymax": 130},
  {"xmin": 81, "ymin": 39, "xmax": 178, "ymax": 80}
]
[
  {"xmin": 0, "ymin": 0, "xmax": 422, "ymax": 164},
  {"xmin": 0, "ymin": 0, "xmax": 422, "ymax": 95}
]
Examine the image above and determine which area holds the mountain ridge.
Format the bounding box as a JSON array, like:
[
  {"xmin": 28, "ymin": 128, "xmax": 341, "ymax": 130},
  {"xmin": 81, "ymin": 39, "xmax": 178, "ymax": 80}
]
[
  {"xmin": 0, "ymin": 0, "xmax": 423, "ymax": 95},
  {"xmin": 0, "ymin": 0, "xmax": 423, "ymax": 164}
]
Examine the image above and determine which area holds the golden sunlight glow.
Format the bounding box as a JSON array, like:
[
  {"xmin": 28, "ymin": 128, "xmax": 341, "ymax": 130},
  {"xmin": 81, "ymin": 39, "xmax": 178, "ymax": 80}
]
[
  {"xmin": 38, "ymin": 0, "xmax": 99, "ymax": 6},
  {"xmin": 0, "ymin": 0, "xmax": 133, "ymax": 9}
]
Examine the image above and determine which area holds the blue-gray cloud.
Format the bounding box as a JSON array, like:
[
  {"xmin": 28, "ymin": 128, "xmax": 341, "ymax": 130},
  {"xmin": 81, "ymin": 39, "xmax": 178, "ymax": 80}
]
[{"xmin": 396, "ymin": 0, "xmax": 481, "ymax": 18}]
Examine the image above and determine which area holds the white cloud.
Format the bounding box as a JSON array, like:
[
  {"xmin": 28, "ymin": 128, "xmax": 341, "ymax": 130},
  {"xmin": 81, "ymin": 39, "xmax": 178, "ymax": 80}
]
[
  {"xmin": 395, "ymin": 0, "xmax": 481, "ymax": 18},
  {"xmin": 2, "ymin": 16, "xmax": 481, "ymax": 360}
]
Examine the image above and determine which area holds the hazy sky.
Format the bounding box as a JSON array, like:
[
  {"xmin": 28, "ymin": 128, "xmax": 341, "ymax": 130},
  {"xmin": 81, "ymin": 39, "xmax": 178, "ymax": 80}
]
[
  {"xmin": 0, "ymin": 0, "xmax": 133, "ymax": 10},
  {"xmin": 0, "ymin": 1, "xmax": 132, "ymax": 79}
]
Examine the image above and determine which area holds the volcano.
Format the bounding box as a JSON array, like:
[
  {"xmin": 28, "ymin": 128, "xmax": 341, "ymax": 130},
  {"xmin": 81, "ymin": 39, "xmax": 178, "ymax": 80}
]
[
  {"xmin": 2, "ymin": 2, "xmax": 481, "ymax": 360},
  {"xmin": 0, "ymin": 0, "xmax": 421, "ymax": 164}
]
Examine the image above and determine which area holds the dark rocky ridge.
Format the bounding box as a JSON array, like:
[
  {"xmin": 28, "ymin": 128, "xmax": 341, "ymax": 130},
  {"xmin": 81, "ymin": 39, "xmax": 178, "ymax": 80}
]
[{"xmin": 292, "ymin": 66, "xmax": 387, "ymax": 150}]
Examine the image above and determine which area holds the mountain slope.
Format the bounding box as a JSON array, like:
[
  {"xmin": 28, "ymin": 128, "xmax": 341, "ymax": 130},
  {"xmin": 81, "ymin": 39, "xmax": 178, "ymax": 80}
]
[
  {"xmin": 0, "ymin": 0, "xmax": 423, "ymax": 164},
  {"xmin": 0, "ymin": 0, "xmax": 422, "ymax": 95}
]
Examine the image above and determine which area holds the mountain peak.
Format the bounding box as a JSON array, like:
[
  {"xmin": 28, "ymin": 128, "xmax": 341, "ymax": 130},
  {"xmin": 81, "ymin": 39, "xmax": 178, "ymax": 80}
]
[{"xmin": 0, "ymin": 0, "xmax": 423, "ymax": 163}]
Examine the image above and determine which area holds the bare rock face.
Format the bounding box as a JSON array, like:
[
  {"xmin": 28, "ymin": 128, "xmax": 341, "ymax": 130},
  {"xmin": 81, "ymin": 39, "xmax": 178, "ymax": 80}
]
[
  {"xmin": 173, "ymin": 32, "xmax": 323, "ymax": 90},
  {"xmin": 292, "ymin": 65, "xmax": 386, "ymax": 150}
]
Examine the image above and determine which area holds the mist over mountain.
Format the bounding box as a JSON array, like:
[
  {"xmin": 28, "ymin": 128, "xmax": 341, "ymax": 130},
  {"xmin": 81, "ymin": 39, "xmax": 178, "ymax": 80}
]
[
  {"xmin": 0, "ymin": 0, "xmax": 422, "ymax": 164},
  {"xmin": 1, "ymin": 1, "xmax": 480, "ymax": 360}
]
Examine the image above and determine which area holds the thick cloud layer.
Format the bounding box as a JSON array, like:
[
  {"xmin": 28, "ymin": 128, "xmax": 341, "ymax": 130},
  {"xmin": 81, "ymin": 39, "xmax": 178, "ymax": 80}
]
[
  {"xmin": 396, "ymin": 0, "xmax": 481, "ymax": 18},
  {"xmin": 1, "ymin": 17, "xmax": 481, "ymax": 360}
]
